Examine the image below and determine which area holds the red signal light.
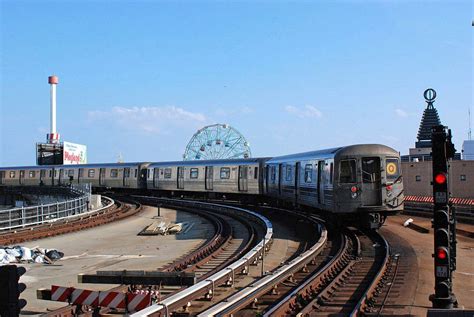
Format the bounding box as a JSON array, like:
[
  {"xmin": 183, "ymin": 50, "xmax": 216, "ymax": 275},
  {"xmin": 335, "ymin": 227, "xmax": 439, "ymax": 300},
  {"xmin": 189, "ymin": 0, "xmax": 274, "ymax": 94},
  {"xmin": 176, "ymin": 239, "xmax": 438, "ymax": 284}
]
[
  {"xmin": 351, "ymin": 186, "xmax": 358, "ymax": 193},
  {"xmin": 436, "ymin": 248, "xmax": 447, "ymax": 260},
  {"xmin": 434, "ymin": 173, "xmax": 447, "ymax": 185},
  {"xmin": 386, "ymin": 185, "xmax": 393, "ymax": 191}
]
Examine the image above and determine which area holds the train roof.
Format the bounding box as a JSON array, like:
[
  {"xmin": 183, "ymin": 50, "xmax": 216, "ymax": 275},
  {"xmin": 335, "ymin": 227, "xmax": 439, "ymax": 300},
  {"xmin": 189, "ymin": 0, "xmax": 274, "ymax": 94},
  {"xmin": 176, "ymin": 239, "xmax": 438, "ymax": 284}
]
[
  {"xmin": 0, "ymin": 162, "xmax": 147, "ymax": 170},
  {"xmin": 266, "ymin": 147, "xmax": 343, "ymax": 163},
  {"xmin": 148, "ymin": 158, "xmax": 268, "ymax": 167},
  {"xmin": 266, "ymin": 144, "xmax": 399, "ymax": 163},
  {"xmin": 335, "ymin": 144, "xmax": 399, "ymax": 158}
]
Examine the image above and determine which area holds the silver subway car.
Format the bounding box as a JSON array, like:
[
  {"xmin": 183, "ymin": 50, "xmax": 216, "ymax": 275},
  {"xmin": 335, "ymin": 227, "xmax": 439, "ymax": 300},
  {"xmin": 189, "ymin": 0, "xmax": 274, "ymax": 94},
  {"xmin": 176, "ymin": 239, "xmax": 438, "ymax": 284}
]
[
  {"xmin": 264, "ymin": 144, "xmax": 403, "ymax": 228},
  {"xmin": 147, "ymin": 159, "xmax": 265, "ymax": 196},
  {"xmin": 0, "ymin": 163, "xmax": 149, "ymax": 189}
]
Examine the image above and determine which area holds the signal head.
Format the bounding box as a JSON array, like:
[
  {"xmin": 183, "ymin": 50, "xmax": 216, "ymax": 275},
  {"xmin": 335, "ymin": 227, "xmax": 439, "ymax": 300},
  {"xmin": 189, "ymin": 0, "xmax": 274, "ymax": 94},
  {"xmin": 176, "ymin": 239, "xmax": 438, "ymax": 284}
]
[
  {"xmin": 434, "ymin": 173, "xmax": 447, "ymax": 185},
  {"xmin": 436, "ymin": 247, "xmax": 447, "ymax": 260}
]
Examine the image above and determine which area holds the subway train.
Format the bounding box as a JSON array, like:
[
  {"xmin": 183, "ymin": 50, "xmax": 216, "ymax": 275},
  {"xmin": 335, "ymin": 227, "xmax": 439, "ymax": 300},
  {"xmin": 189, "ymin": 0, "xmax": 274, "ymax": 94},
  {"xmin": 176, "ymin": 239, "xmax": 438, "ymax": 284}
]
[{"xmin": 0, "ymin": 144, "xmax": 404, "ymax": 228}]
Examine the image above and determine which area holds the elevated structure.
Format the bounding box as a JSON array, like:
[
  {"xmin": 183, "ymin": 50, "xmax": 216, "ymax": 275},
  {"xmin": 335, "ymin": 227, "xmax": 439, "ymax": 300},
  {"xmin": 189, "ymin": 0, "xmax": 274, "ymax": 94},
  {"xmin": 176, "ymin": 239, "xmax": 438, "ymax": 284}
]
[
  {"xmin": 36, "ymin": 75, "xmax": 87, "ymax": 165},
  {"xmin": 415, "ymin": 89, "xmax": 441, "ymax": 149},
  {"xmin": 403, "ymin": 89, "xmax": 460, "ymax": 162}
]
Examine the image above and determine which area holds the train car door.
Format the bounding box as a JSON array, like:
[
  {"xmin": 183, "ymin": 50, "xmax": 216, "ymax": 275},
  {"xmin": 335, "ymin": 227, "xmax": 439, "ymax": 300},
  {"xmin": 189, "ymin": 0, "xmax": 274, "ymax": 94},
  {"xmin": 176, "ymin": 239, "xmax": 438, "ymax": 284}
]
[
  {"xmin": 295, "ymin": 162, "xmax": 300, "ymax": 204},
  {"xmin": 153, "ymin": 168, "xmax": 159, "ymax": 188},
  {"xmin": 123, "ymin": 168, "xmax": 131, "ymax": 187},
  {"xmin": 58, "ymin": 169, "xmax": 64, "ymax": 185},
  {"xmin": 177, "ymin": 167, "xmax": 184, "ymax": 189},
  {"xmin": 361, "ymin": 157, "xmax": 382, "ymax": 205},
  {"xmin": 205, "ymin": 166, "xmax": 214, "ymax": 190},
  {"xmin": 78, "ymin": 168, "xmax": 83, "ymax": 184},
  {"xmin": 265, "ymin": 165, "xmax": 270, "ymax": 194},
  {"xmin": 238, "ymin": 165, "xmax": 248, "ymax": 192},
  {"xmin": 0, "ymin": 171, "xmax": 4, "ymax": 185},
  {"xmin": 40, "ymin": 170, "xmax": 45, "ymax": 185},
  {"xmin": 99, "ymin": 168, "xmax": 106, "ymax": 186},
  {"xmin": 317, "ymin": 161, "xmax": 325, "ymax": 205},
  {"xmin": 278, "ymin": 164, "xmax": 283, "ymax": 195},
  {"xmin": 19, "ymin": 170, "xmax": 25, "ymax": 185}
]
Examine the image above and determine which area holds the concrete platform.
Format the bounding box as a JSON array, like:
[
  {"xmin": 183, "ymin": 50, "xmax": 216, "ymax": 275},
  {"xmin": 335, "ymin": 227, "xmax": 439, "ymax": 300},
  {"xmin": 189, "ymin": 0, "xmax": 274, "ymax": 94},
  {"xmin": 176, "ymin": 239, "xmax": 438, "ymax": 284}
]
[
  {"xmin": 18, "ymin": 206, "xmax": 213, "ymax": 315},
  {"xmin": 381, "ymin": 214, "xmax": 474, "ymax": 315}
]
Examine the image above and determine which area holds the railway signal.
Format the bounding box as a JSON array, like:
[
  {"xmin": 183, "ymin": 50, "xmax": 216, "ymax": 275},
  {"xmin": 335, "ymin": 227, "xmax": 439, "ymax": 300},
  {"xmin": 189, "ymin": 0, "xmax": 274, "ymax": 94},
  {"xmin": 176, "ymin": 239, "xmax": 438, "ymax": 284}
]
[
  {"xmin": 429, "ymin": 125, "xmax": 457, "ymax": 309},
  {"xmin": 0, "ymin": 265, "xmax": 27, "ymax": 316}
]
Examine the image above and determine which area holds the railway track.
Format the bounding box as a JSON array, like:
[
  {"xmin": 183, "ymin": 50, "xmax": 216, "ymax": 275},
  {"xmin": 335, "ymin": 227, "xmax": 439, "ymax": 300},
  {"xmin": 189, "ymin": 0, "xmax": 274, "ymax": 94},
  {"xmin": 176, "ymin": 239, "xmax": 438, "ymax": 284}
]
[
  {"xmin": 42, "ymin": 198, "xmax": 269, "ymax": 316},
  {"xmin": 269, "ymin": 229, "xmax": 389, "ymax": 317},
  {"xmin": 0, "ymin": 197, "xmax": 139, "ymax": 245},
  {"xmin": 36, "ymin": 199, "xmax": 394, "ymax": 317}
]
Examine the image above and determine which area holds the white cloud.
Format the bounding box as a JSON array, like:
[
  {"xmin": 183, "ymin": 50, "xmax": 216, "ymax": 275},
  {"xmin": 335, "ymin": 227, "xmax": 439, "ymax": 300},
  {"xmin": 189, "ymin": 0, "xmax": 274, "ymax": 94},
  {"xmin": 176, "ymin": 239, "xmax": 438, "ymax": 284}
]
[
  {"xmin": 395, "ymin": 108, "xmax": 408, "ymax": 117},
  {"xmin": 285, "ymin": 105, "xmax": 323, "ymax": 118},
  {"xmin": 88, "ymin": 106, "xmax": 207, "ymax": 134}
]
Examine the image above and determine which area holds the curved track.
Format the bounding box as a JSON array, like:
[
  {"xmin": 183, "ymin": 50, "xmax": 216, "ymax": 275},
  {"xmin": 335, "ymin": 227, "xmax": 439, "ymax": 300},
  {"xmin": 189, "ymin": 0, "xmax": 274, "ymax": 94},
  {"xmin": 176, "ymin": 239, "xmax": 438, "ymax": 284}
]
[{"xmin": 0, "ymin": 197, "xmax": 138, "ymax": 245}]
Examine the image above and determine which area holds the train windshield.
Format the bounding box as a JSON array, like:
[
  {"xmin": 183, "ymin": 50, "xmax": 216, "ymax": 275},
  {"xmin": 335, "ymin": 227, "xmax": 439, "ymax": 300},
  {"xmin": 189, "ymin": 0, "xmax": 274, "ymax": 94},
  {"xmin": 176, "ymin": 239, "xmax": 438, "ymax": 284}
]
[
  {"xmin": 362, "ymin": 157, "xmax": 381, "ymax": 183},
  {"xmin": 339, "ymin": 159, "xmax": 356, "ymax": 183}
]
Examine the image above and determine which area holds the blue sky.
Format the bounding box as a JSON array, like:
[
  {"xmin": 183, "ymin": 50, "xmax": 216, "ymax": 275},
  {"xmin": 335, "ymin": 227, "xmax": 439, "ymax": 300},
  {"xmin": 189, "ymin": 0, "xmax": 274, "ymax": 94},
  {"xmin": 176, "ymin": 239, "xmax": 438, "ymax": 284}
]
[{"xmin": 0, "ymin": 0, "xmax": 472, "ymax": 166}]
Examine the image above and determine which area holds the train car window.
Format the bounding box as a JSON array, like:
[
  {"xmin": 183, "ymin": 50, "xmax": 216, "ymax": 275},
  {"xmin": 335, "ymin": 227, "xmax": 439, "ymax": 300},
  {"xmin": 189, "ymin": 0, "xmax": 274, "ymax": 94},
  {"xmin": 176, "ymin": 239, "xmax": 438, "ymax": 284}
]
[
  {"xmin": 49, "ymin": 170, "xmax": 52, "ymax": 177},
  {"xmin": 68, "ymin": 170, "xmax": 74, "ymax": 176},
  {"xmin": 54, "ymin": 170, "xmax": 58, "ymax": 177},
  {"xmin": 164, "ymin": 168, "xmax": 172, "ymax": 179},
  {"xmin": 339, "ymin": 160, "xmax": 356, "ymax": 183},
  {"xmin": 79, "ymin": 169, "xmax": 84, "ymax": 177},
  {"xmin": 220, "ymin": 167, "xmax": 230, "ymax": 179},
  {"xmin": 10, "ymin": 171, "xmax": 15, "ymax": 178},
  {"xmin": 285, "ymin": 165, "xmax": 292, "ymax": 181},
  {"xmin": 190, "ymin": 168, "xmax": 199, "ymax": 179},
  {"xmin": 110, "ymin": 169, "xmax": 118, "ymax": 178},
  {"xmin": 88, "ymin": 169, "xmax": 95, "ymax": 178},
  {"xmin": 304, "ymin": 164, "xmax": 312, "ymax": 183},
  {"xmin": 254, "ymin": 167, "xmax": 258, "ymax": 179},
  {"xmin": 41, "ymin": 170, "xmax": 46, "ymax": 178},
  {"xmin": 20, "ymin": 170, "xmax": 25, "ymax": 178},
  {"xmin": 134, "ymin": 169, "xmax": 138, "ymax": 178},
  {"xmin": 29, "ymin": 171, "xmax": 36, "ymax": 178},
  {"xmin": 270, "ymin": 166, "xmax": 275, "ymax": 182},
  {"xmin": 362, "ymin": 158, "xmax": 380, "ymax": 183},
  {"xmin": 385, "ymin": 158, "xmax": 400, "ymax": 180},
  {"xmin": 330, "ymin": 163, "xmax": 334, "ymax": 184},
  {"xmin": 415, "ymin": 175, "xmax": 421, "ymax": 182}
]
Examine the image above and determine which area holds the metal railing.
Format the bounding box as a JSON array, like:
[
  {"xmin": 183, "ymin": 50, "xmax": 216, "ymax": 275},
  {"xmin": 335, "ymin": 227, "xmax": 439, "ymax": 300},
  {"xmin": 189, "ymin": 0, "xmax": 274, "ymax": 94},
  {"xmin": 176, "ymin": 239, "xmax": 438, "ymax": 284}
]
[{"xmin": 0, "ymin": 184, "xmax": 92, "ymax": 231}]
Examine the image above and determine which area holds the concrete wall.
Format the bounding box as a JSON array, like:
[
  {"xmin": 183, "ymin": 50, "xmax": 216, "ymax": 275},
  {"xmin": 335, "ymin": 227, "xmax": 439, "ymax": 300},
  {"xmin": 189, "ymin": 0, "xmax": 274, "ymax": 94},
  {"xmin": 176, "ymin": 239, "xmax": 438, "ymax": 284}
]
[{"xmin": 402, "ymin": 160, "xmax": 474, "ymax": 198}]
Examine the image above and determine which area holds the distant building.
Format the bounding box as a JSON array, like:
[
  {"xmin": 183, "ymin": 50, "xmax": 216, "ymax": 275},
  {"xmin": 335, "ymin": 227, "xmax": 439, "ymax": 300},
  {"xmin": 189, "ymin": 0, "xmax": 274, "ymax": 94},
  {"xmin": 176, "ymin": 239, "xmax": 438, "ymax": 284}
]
[
  {"xmin": 400, "ymin": 89, "xmax": 473, "ymax": 200},
  {"xmin": 402, "ymin": 90, "xmax": 461, "ymax": 162},
  {"xmin": 462, "ymin": 140, "xmax": 474, "ymax": 160}
]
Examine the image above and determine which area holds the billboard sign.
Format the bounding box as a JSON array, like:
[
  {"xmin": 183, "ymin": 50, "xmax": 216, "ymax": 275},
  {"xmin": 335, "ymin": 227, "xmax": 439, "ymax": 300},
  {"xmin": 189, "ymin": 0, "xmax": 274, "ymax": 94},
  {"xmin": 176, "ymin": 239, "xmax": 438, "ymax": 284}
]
[{"xmin": 63, "ymin": 142, "xmax": 87, "ymax": 165}]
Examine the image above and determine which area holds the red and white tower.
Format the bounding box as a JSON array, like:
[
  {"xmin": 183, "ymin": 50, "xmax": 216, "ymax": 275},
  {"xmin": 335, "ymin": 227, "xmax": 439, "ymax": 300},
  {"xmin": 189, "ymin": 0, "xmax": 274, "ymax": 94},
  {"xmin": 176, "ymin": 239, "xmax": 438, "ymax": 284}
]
[{"xmin": 47, "ymin": 75, "xmax": 60, "ymax": 143}]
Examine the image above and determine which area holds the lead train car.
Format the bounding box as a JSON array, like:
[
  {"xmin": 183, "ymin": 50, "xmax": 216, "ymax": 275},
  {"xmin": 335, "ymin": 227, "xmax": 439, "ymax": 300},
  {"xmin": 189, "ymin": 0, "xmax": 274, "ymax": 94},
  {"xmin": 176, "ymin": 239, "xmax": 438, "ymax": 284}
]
[
  {"xmin": 264, "ymin": 144, "xmax": 403, "ymax": 228},
  {"xmin": 146, "ymin": 158, "xmax": 266, "ymax": 197}
]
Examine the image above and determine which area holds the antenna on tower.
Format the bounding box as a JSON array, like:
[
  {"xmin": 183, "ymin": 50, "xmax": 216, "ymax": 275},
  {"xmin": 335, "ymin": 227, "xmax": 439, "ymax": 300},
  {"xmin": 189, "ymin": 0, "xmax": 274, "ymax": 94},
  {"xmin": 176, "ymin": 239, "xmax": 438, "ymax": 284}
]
[{"xmin": 469, "ymin": 107, "xmax": 472, "ymax": 140}]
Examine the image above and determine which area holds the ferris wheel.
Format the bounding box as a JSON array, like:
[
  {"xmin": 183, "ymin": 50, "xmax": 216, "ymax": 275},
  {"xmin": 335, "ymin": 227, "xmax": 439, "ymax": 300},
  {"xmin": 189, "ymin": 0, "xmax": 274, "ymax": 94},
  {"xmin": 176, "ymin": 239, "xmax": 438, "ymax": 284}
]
[{"xmin": 183, "ymin": 124, "xmax": 252, "ymax": 160}]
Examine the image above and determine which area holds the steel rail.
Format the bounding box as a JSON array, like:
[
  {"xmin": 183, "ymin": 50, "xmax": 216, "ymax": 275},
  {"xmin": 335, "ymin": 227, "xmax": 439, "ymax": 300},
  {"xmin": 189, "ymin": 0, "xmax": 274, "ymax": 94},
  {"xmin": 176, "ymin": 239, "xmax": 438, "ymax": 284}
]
[
  {"xmin": 350, "ymin": 231, "xmax": 390, "ymax": 316},
  {"xmin": 263, "ymin": 232, "xmax": 347, "ymax": 316},
  {"xmin": 130, "ymin": 198, "xmax": 272, "ymax": 317},
  {"xmin": 198, "ymin": 215, "xmax": 326, "ymax": 317}
]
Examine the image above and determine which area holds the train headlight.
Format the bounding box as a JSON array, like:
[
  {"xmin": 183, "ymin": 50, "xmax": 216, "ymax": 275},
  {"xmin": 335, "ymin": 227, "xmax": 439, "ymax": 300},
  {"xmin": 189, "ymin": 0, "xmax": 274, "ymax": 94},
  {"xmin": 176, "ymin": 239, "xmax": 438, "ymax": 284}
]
[{"xmin": 351, "ymin": 192, "xmax": 358, "ymax": 199}]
